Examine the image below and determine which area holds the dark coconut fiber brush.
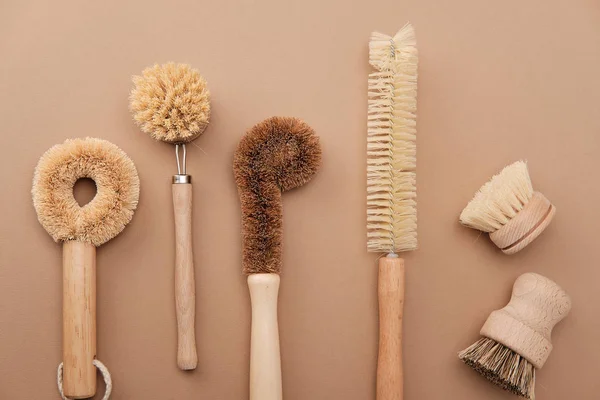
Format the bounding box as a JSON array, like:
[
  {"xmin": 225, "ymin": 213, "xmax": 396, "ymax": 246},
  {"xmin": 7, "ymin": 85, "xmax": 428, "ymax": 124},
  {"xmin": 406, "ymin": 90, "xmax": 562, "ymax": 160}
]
[{"xmin": 233, "ymin": 117, "xmax": 321, "ymax": 400}]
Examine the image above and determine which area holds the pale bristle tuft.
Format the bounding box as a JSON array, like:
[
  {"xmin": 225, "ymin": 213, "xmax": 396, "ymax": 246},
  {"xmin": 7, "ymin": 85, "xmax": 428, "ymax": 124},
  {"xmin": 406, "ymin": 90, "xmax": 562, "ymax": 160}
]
[
  {"xmin": 367, "ymin": 23, "xmax": 418, "ymax": 254},
  {"xmin": 459, "ymin": 337, "xmax": 536, "ymax": 399},
  {"xmin": 459, "ymin": 161, "xmax": 534, "ymax": 233}
]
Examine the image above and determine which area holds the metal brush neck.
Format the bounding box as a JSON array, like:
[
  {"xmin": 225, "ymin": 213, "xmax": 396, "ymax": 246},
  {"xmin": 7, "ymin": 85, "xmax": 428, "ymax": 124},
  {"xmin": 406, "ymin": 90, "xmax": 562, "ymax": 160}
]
[{"xmin": 173, "ymin": 144, "xmax": 191, "ymax": 184}]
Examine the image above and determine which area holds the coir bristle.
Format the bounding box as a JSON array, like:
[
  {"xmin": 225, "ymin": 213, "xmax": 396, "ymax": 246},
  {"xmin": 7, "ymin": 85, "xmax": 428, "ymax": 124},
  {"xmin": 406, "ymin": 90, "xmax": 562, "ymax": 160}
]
[
  {"xmin": 233, "ymin": 117, "xmax": 322, "ymax": 275},
  {"xmin": 459, "ymin": 337, "xmax": 536, "ymax": 399},
  {"xmin": 367, "ymin": 23, "xmax": 418, "ymax": 254}
]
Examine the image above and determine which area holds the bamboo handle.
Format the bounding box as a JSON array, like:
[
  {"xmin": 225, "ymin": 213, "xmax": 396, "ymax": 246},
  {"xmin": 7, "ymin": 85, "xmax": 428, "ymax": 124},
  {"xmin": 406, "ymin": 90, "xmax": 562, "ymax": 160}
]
[
  {"xmin": 248, "ymin": 273, "xmax": 282, "ymax": 400},
  {"xmin": 62, "ymin": 241, "xmax": 97, "ymax": 399},
  {"xmin": 172, "ymin": 183, "xmax": 198, "ymax": 370},
  {"xmin": 377, "ymin": 255, "xmax": 405, "ymax": 400}
]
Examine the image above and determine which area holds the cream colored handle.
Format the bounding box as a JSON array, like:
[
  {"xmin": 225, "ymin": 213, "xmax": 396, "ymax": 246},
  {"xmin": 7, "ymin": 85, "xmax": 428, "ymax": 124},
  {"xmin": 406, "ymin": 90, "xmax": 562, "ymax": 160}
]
[
  {"xmin": 377, "ymin": 256, "xmax": 405, "ymax": 400},
  {"xmin": 248, "ymin": 273, "xmax": 282, "ymax": 400},
  {"xmin": 62, "ymin": 241, "xmax": 97, "ymax": 399},
  {"xmin": 172, "ymin": 183, "xmax": 198, "ymax": 370}
]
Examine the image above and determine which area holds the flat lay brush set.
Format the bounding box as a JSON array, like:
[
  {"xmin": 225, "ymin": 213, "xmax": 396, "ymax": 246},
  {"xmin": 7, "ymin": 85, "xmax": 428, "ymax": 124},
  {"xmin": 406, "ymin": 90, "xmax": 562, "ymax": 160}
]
[{"xmin": 27, "ymin": 22, "xmax": 572, "ymax": 400}]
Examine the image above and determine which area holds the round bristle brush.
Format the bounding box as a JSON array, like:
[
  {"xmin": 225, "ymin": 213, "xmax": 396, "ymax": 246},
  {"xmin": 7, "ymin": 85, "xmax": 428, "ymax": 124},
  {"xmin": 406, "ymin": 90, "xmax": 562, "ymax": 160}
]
[
  {"xmin": 130, "ymin": 62, "xmax": 210, "ymax": 370},
  {"xmin": 459, "ymin": 161, "xmax": 556, "ymax": 254},
  {"xmin": 32, "ymin": 138, "xmax": 139, "ymax": 398},
  {"xmin": 233, "ymin": 117, "xmax": 322, "ymax": 400},
  {"xmin": 459, "ymin": 273, "xmax": 571, "ymax": 399}
]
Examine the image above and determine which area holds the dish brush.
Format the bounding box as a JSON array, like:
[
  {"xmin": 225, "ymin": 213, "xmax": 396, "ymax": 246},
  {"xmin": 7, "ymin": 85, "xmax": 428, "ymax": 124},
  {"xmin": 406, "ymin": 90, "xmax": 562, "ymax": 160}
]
[
  {"xmin": 459, "ymin": 161, "xmax": 555, "ymax": 254},
  {"xmin": 459, "ymin": 273, "xmax": 571, "ymax": 399},
  {"xmin": 130, "ymin": 62, "xmax": 210, "ymax": 370}
]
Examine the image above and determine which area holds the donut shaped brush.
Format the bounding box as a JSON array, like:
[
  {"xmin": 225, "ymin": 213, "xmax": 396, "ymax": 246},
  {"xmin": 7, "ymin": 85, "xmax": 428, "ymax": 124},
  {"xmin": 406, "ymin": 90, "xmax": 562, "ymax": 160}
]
[
  {"xmin": 32, "ymin": 138, "xmax": 139, "ymax": 398},
  {"xmin": 130, "ymin": 63, "xmax": 210, "ymax": 370},
  {"xmin": 233, "ymin": 117, "xmax": 321, "ymax": 400}
]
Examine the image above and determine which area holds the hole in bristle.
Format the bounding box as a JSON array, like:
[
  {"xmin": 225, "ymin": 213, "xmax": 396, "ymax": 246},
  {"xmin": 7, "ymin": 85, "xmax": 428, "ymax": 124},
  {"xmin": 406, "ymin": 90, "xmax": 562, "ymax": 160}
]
[{"xmin": 74, "ymin": 178, "xmax": 97, "ymax": 206}]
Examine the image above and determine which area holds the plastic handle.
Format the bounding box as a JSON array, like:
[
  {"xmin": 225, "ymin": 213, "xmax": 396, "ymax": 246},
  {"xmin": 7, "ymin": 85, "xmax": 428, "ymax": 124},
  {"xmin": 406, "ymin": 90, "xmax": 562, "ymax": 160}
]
[
  {"xmin": 62, "ymin": 241, "xmax": 97, "ymax": 398},
  {"xmin": 377, "ymin": 256, "xmax": 405, "ymax": 400},
  {"xmin": 172, "ymin": 183, "xmax": 198, "ymax": 370},
  {"xmin": 248, "ymin": 273, "xmax": 282, "ymax": 400}
]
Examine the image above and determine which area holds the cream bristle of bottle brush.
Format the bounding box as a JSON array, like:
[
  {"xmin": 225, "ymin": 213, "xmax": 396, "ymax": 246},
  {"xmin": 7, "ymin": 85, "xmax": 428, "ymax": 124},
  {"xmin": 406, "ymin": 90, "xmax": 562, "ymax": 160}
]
[
  {"xmin": 459, "ymin": 161, "xmax": 556, "ymax": 254},
  {"xmin": 459, "ymin": 273, "xmax": 571, "ymax": 399},
  {"xmin": 367, "ymin": 22, "xmax": 417, "ymax": 400}
]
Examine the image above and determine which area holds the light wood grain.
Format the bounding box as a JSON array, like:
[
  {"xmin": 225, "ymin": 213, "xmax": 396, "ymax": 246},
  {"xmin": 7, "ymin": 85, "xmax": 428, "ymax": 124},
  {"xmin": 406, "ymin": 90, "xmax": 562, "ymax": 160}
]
[
  {"xmin": 377, "ymin": 255, "xmax": 405, "ymax": 400},
  {"xmin": 480, "ymin": 273, "xmax": 571, "ymax": 369},
  {"xmin": 248, "ymin": 273, "xmax": 282, "ymax": 400},
  {"xmin": 62, "ymin": 241, "xmax": 97, "ymax": 399},
  {"xmin": 490, "ymin": 192, "xmax": 556, "ymax": 254},
  {"xmin": 172, "ymin": 183, "xmax": 198, "ymax": 370}
]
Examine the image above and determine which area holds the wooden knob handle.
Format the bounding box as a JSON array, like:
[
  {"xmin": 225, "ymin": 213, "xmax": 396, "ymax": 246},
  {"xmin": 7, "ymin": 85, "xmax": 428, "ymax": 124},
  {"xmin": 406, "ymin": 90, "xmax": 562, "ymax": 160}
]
[
  {"xmin": 489, "ymin": 192, "xmax": 556, "ymax": 254},
  {"xmin": 377, "ymin": 256, "xmax": 405, "ymax": 400},
  {"xmin": 172, "ymin": 183, "xmax": 198, "ymax": 370},
  {"xmin": 248, "ymin": 273, "xmax": 282, "ymax": 400},
  {"xmin": 62, "ymin": 241, "xmax": 97, "ymax": 398},
  {"xmin": 480, "ymin": 273, "xmax": 571, "ymax": 368}
]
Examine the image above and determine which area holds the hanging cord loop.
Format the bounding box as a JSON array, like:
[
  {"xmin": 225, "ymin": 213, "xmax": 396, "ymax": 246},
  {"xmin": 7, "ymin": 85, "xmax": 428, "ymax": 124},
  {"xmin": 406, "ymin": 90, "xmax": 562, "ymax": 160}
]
[{"xmin": 57, "ymin": 359, "xmax": 112, "ymax": 400}]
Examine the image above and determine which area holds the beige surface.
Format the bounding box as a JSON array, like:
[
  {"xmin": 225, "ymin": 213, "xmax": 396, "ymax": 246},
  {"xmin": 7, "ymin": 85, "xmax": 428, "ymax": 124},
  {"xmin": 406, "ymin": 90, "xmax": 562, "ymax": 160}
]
[{"xmin": 0, "ymin": 0, "xmax": 599, "ymax": 399}]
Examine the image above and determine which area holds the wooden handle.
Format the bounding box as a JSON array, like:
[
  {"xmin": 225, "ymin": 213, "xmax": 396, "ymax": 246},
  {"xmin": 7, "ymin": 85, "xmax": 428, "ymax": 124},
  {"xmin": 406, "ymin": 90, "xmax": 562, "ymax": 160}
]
[
  {"xmin": 481, "ymin": 273, "xmax": 571, "ymax": 368},
  {"xmin": 490, "ymin": 192, "xmax": 556, "ymax": 254},
  {"xmin": 63, "ymin": 241, "xmax": 97, "ymax": 399},
  {"xmin": 377, "ymin": 255, "xmax": 405, "ymax": 400},
  {"xmin": 248, "ymin": 273, "xmax": 282, "ymax": 400},
  {"xmin": 172, "ymin": 183, "xmax": 198, "ymax": 370}
]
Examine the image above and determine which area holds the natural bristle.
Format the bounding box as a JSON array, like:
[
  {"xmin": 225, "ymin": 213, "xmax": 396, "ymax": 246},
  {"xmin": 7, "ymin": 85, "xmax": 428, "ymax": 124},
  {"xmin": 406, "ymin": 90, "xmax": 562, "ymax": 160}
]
[
  {"xmin": 130, "ymin": 63, "xmax": 210, "ymax": 144},
  {"xmin": 233, "ymin": 117, "xmax": 322, "ymax": 275},
  {"xmin": 367, "ymin": 23, "xmax": 418, "ymax": 254},
  {"xmin": 32, "ymin": 138, "xmax": 140, "ymax": 247},
  {"xmin": 459, "ymin": 337, "xmax": 535, "ymax": 399},
  {"xmin": 460, "ymin": 161, "xmax": 534, "ymax": 232}
]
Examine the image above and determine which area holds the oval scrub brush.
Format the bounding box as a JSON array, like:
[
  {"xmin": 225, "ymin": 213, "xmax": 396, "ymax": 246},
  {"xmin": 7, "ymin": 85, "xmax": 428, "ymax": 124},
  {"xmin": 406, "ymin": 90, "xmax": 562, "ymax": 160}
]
[
  {"xmin": 459, "ymin": 273, "xmax": 571, "ymax": 399},
  {"xmin": 233, "ymin": 117, "xmax": 321, "ymax": 400},
  {"xmin": 368, "ymin": 23, "xmax": 418, "ymax": 400},
  {"xmin": 459, "ymin": 161, "xmax": 556, "ymax": 254},
  {"xmin": 130, "ymin": 63, "xmax": 210, "ymax": 370},
  {"xmin": 32, "ymin": 138, "xmax": 139, "ymax": 398}
]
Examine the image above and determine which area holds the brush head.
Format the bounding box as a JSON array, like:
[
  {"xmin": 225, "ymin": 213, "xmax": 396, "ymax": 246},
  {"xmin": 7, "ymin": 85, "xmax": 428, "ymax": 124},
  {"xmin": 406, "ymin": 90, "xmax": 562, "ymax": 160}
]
[
  {"xmin": 233, "ymin": 117, "xmax": 322, "ymax": 274},
  {"xmin": 459, "ymin": 273, "xmax": 571, "ymax": 399},
  {"xmin": 367, "ymin": 23, "xmax": 418, "ymax": 254},
  {"xmin": 130, "ymin": 63, "xmax": 210, "ymax": 144},
  {"xmin": 459, "ymin": 337, "xmax": 535, "ymax": 399},
  {"xmin": 460, "ymin": 161, "xmax": 534, "ymax": 232},
  {"xmin": 32, "ymin": 138, "xmax": 140, "ymax": 247},
  {"xmin": 459, "ymin": 161, "xmax": 556, "ymax": 253}
]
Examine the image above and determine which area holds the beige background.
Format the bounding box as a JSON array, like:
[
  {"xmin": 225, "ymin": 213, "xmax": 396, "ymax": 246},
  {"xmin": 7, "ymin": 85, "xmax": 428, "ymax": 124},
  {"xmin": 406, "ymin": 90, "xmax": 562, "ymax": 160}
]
[{"xmin": 1, "ymin": 0, "xmax": 599, "ymax": 399}]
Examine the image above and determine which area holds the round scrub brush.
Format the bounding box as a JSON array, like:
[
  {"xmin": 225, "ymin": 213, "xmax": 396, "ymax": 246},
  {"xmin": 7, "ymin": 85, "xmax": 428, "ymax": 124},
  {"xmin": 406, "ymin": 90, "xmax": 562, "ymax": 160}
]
[
  {"xmin": 233, "ymin": 117, "xmax": 322, "ymax": 400},
  {"xmin": 459, "ymin": 273, "xmax": 571, "ymax": 399},
  {"xmin": 459, "ymin": 161, "xmax": 556, "ymax": 254},
  {"xmin": 32, "ymin": 137, "xmax": 139, "ymax": 398},
  {"xmin": 130, "ymin": 62, "xmax": 210, "ymax": 370}
]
